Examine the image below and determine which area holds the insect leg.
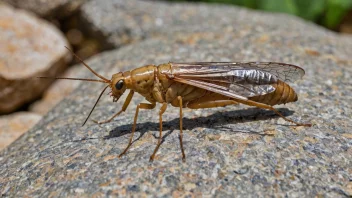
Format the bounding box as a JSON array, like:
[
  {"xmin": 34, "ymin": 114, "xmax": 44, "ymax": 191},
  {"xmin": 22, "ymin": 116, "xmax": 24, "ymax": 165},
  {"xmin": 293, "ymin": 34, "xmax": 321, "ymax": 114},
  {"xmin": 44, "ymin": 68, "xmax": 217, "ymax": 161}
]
[
  {"xmin": 93, "ymin": 90, "xmax": 135, "ymax": 124},
  {"xmin": 177, "ymin": 96, "xmax": 186, "ymax": 162},
  {"xmin": 118, "ymin": 102, "xmax": 156, "ymax": 158},
  {"xmin": 187, "ymin": 93, "xmax": 239, "ymax": 109},
  {"xmin": 187, "ymin": 100, "xmax": 239, "ymax": 109},
  {"xmin": 236, "ymin": 99, "xmax": 311, "ymax": 127},
  {"xmin": 149, "ymin": 103, "xmax": 167, "ymax": 162}
]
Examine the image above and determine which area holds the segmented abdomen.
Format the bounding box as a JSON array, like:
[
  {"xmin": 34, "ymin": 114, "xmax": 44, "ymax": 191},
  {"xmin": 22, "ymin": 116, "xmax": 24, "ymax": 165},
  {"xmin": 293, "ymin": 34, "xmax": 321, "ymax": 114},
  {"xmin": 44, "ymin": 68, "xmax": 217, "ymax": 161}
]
[{"xmin": 249, "ymin": 80, "xmax": 298, "ymax": 105}]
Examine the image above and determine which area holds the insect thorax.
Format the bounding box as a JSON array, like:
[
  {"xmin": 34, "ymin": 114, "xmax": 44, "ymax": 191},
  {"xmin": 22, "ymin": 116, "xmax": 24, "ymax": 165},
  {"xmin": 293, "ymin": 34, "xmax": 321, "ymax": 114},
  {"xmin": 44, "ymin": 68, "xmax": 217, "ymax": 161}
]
[{"xmin": 129, "ymin": 65, "xmax": 157, "ymax": 94}]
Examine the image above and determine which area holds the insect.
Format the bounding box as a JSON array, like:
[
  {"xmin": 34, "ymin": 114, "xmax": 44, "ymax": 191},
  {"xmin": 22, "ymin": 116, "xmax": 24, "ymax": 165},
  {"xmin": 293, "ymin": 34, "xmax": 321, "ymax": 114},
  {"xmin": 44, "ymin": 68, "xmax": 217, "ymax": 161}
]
[{"xmin": 40, "ymin": 47, "xmax": 311, "ymax": 162}]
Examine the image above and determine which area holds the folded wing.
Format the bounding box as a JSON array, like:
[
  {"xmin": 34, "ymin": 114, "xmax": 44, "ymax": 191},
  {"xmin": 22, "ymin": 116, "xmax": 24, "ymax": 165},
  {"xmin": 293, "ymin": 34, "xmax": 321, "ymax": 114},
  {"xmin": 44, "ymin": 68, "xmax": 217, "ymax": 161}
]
[{"xmin": 167, "ymin": 62, "xmax": 305, "ymax": 99}]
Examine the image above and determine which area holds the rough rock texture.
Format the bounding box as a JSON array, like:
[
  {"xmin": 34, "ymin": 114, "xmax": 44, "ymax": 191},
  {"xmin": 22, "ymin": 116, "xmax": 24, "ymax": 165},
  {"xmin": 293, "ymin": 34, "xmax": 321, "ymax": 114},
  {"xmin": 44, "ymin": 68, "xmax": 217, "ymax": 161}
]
[
  {"xmin": 0, "ymin": 112, "xmax": 42, "ymax": 150},
  {"xmin": 1, "ymin": 1, "xmax": 352, "ymax": 197},
  {"xmin": 0, "ymin": 4, "xmax": 71, "ymax": 113},
  {"xmin": 2, "ymin": 0, "xmax": 86, "ymax": 19}
]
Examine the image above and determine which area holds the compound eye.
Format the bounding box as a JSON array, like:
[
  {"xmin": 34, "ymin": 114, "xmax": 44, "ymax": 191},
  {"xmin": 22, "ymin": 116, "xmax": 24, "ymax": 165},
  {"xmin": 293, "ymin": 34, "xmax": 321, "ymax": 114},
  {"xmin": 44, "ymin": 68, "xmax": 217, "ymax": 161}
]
[{"xmin": 115, "ymin": 80, "xmax": 124, "ymax": 90}]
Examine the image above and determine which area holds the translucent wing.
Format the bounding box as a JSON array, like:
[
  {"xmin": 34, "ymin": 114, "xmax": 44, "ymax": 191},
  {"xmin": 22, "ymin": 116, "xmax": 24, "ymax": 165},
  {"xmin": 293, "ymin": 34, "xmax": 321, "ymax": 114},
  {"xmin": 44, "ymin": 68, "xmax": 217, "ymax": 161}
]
[
  {"xmin": 170, "ymin": 62, "xmax": 305, "ymax": 83},
  {"xmin": 166, "ymin": 62, "xmax": 305, "ymax": 98},
  {"xmin": 172, "ymin": 77, "xmax": 250, "ymax": 101}
]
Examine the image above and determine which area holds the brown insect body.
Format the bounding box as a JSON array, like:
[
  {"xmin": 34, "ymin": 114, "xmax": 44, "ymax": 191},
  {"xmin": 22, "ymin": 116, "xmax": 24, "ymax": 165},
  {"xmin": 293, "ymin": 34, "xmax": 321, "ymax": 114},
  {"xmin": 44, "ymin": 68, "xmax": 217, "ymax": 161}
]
[
  {"xmin": 105, "ymin": 62, "xmax": 309, "ymax": 161},
  {"xmin": 111, "ymin": 63, "xmax": 298, "ymax": 109},
  {"xmin": 249, "ymin": 80, "xmax": 298, "ymax": 105},
  {"xmin": 111, "ymin": 64, "xmax": 210, "ymax": 108},
  {"xmin": 39, "ymin": 47, "xmax": 310, "ymax": 162}
]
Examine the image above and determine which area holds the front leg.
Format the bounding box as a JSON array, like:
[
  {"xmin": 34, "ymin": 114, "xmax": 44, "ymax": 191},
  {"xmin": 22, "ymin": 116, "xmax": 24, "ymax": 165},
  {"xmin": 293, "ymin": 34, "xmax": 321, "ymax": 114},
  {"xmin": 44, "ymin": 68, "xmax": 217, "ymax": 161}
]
[
  {"xmin": 93, "ymin": 90, "xmax": 135, "ymax": 124},
  {"xmin": 119, "ymin": 102, "xmax": 156, "ymax": 158}
]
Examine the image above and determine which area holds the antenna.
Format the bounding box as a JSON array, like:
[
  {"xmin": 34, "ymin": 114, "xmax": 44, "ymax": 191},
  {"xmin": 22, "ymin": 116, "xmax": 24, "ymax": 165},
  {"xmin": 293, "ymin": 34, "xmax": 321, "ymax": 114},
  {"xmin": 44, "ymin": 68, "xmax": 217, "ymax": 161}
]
[
  {"xmin": 82, "ymin": 85, "xmax": 110, "ymax": 126},
  {"xmin": 37, "ymin": 77, "xmax": 107, "ymax": 83},
  {"xmin": 64, "ymin": 46, "xmax": 110, "ymax": 83}
]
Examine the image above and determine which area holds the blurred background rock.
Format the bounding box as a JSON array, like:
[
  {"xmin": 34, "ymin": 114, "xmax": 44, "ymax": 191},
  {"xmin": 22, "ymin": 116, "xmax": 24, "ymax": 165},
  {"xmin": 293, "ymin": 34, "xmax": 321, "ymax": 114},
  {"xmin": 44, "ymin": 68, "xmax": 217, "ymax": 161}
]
[
  {"xmin": 0, "ymin": 0, "xmax": 351, "ymax": 149},
  {"xmin": 166, "ymin": 0, "xmax": 352, "ymax": 33}
]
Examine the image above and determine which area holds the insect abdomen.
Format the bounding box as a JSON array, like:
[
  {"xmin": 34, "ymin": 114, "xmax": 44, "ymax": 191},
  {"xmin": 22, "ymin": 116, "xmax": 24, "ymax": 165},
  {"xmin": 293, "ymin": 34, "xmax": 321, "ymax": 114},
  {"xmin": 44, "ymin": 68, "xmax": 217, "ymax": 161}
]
[{"xmin": 249, "ymin": 80, "xmax": 298, "ymax": 106}]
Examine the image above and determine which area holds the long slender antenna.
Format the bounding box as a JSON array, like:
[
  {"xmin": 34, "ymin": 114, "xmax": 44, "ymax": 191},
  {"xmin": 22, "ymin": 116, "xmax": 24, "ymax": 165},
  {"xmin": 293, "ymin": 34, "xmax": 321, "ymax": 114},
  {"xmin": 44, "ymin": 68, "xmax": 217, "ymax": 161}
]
[
  {"xmin": 65, "ymin": 46, "xmax": 110, "ymax": 82},
  {"xmin": 37, "ymin": 76, "xmax": 107, "ymax": 83},
  {"xmin": 82, "ymin": 85, "xmax": 110, "ymax": 126}
]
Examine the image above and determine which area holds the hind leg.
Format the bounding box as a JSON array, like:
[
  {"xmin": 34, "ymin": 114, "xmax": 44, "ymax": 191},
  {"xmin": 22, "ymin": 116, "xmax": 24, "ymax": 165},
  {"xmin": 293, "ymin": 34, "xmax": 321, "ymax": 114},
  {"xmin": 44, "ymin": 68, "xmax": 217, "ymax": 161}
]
[
  {"xmin": 177, "ymin": 96, "xmax": 186, "ymax": 162},
  {"xmin": 187, "ymin": 93, "xmax": 239, "ymax": 109},
  {"xmin": 234, "ymin": 99, "xmax": 311, "ymax": 126}
]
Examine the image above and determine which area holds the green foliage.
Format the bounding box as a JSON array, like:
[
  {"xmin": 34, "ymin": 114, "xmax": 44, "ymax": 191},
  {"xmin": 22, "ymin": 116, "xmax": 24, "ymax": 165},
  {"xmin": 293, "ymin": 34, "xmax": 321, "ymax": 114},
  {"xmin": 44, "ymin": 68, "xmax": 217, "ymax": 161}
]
[
  {"xmin": 324, "ymin": 0, "xmax": 352, "ymax": 28},
  {"xmin": 168, "ymin": 0, "xmax": 352, "ymax": 29},
  {"xmin": 294, "ymin": 0, "xmax": 325, "ymax": 21},
  {"xmin": 258, "ymin": 0, "xmax": 297, "ymax": 15}
]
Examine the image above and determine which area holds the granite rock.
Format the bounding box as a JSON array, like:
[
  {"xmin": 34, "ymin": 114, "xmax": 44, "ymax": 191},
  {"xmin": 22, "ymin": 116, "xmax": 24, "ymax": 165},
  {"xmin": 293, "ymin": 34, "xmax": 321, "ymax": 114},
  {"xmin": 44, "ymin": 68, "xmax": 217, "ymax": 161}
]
[
  {"xmin": 0, "ymin": 4, "xmax": 71, "ymax": 113},
  {"xmin": 1, "ymin": 1, "xmax": 351, "ymax": 197}
]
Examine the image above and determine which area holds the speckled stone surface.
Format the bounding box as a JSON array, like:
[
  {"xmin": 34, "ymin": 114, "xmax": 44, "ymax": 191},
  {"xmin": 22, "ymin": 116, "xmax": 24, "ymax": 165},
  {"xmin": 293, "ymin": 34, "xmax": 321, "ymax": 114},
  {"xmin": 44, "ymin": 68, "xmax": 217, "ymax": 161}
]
[{"xmin": 1, "ymin": 2, "xmax": 352, "ymax": 197}]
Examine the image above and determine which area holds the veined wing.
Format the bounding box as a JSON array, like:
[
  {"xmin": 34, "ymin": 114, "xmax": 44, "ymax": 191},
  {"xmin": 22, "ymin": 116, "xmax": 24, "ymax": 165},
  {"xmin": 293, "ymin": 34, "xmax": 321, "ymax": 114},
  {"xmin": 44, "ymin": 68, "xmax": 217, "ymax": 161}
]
[
  {"xmin": 165, "ymin": 62, "xmax": 304, "ymax": 98},
  {"xmin": 173, "ymin": 77, "xmax": 250, "ymax": 101},
  {"xmin": 170, "ymin": 62, "xmax": 305, "ymax": 83}
]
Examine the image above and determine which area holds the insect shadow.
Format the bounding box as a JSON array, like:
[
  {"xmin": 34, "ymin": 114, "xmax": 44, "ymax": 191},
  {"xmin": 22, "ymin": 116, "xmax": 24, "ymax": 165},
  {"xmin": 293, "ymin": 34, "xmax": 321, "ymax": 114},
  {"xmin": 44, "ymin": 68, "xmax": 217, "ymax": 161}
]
[{"xmin": 103, "ymin": 107, "xmax": 295, "ymax": 144}]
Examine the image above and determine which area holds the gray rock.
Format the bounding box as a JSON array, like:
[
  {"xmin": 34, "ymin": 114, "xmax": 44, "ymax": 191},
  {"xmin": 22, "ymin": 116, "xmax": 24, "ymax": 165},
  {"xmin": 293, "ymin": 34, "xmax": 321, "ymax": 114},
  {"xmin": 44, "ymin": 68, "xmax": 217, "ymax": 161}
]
[
  {"xmin": 1, "ymin": 1, "xmax": 352, "ymax": 197},
  {"xmin": 80, "ymin": 0, "xmax": 337, "ymax": 49}
]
